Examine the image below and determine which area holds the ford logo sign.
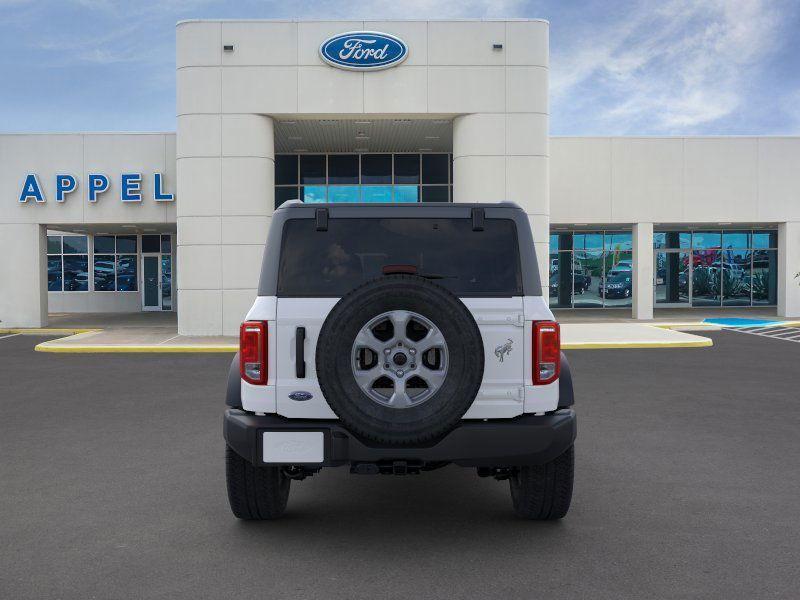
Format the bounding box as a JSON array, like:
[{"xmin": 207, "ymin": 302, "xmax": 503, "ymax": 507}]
[
  {"xmin": 288, "ymin": 391, "xmax": 313, "ymax": 402},
  {"xmin": 319, "ymin": 31, "xmax": 408, "ymax": 71}
]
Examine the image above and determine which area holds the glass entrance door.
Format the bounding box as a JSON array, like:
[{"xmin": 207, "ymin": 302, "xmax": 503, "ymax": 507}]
[{"xmin": 142, "ymin": 255, "xmax": 161, "ymax": 311}]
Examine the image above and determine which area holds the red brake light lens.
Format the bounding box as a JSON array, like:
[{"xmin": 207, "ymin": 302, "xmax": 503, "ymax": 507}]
[
  {"xmin": 240, "ymin": 321, "xmax": 267, "ymax": 385},
  {"xmin": 533, "ymin": 321, "xmax": 560, "ymax": 385}
]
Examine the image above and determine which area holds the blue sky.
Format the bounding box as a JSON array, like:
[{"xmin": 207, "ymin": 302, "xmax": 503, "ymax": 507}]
[{"xmin": 1, "ymin": 0, "xmax": 798, "ymax": 135}]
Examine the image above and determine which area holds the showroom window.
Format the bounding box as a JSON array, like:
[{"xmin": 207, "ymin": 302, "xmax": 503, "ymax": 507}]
[
  {"xmin": 47, "ymin": 235, "xmax": 89, "ymax": 292},
  {"xmin": 93, "ymin": 235, "xmax": 138, "ymax": 292},
  {"xmin": 549, "ymin": 231, "xmax": 633, "ymax": 309},
  {"xmin": 654, "ymin": 229, "xmax": 778, "ymax": 307},
  {"xmin": 274, "ymin": 153, "xmax": 453, "ymax": 208}
]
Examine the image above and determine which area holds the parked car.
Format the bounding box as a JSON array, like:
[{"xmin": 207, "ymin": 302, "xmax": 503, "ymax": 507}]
[
  {"xmin": 599, "ymin": 273, "xmax": 632, "ymax": 298},
  {"xmin": 224, "ymin": 201, "xmax": 576, "ymax": 520}
]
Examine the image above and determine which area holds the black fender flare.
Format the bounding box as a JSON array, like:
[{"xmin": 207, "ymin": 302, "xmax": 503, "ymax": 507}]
[
  {"xmin": 558, "ymin": 351, "xmax": 574, "ymax": 408},
  {"xmin": 226, "ymin": 352, "xmax": 242, "ymax": 408}
]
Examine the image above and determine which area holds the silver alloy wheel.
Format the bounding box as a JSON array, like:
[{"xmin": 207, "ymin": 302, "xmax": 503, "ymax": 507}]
[{"xmin": 351, "ymin": 310, "xmax": 449, "ymax": 409}]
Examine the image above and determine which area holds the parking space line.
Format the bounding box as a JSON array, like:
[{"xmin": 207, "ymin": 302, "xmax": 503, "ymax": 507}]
[
  {"xmin": 725, "ymin": 326, "xmax": 800, "ymax": 344},
  {"xmin": 0, "ymin": 333, "xmax": 21, "ymax": 341}
]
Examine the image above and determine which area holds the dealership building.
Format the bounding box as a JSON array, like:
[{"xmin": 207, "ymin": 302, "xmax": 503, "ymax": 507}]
[{"xmin": 1, "ymin": 19, "xmax": 799, "ymax": 335}]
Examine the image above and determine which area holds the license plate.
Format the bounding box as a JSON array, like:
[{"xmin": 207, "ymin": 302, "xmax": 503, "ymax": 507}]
[{"xmin": 262, "ymin": 431, "xmax": 324, "ymax": 463}]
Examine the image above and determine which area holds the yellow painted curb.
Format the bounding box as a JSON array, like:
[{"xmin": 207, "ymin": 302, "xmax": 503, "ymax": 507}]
[
  {"xmin": 35, "ymin": 343, "xmax": 237, "ymax": 353},
  {"xmin": 652, "ymin": 323, "xmax": 721, "ymax": 331},
  {"xmin": 563, "ymin": 339, "xmax": 713, "ymax": 350}
]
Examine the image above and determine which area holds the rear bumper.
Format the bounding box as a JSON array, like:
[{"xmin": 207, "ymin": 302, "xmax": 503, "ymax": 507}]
[{"xmin": 223, "ymin": 409, "xmax": 576, "ymax": 468}]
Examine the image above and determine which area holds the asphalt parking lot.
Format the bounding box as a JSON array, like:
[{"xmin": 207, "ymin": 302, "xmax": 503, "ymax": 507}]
[{"xmin": 1, "ymin": 331, "xmax": 799, "ymax": 599}]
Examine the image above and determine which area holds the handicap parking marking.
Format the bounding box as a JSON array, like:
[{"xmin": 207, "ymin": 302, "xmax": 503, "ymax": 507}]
[{"xmin": 725, "ymin": 325, "xmax": 800, "ymax": 344}]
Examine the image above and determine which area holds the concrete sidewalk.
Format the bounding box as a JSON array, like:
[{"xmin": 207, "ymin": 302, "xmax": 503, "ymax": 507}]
[{"xmin": 2, "ymin": 312, "xmax": 714, "ymax": 352}]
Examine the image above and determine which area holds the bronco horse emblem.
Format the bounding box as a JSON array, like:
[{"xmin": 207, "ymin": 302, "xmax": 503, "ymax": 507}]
[{"xmin": 494, "ymin": 338, "xmax": 514, "ymax": 362}]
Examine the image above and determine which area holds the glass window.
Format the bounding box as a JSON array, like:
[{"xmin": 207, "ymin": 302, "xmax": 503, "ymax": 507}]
[
  {"xmin": 303, "ymin": 185, "xmax": 327, "ymax": 203},
  {"xmin": 116, "ymin": 235, "xmax": 137, "ymax": 254},
  {"xmin": 300, "ymin": 155, "xmax": 326, "ymax": 184},
  {"xmin": 275, "ymin": 155, "xmax": 298, "ymax": 185},
  {"xmin": 393, "ymin": 185, "xmax": 419, "ymax": 203},
  {"xmin": 94, "ymin": 235, "xmax": 115, "ymax": 253},
  {"xmin": 604, "ymin": 232, "xmax": 632, "ymax": 251},
  {"xmin": 62, "ymin": 235, "xmax": 88, "ymax": 254},
  {"xmin": 722, "ymin": 231, "xmax": 750, "ymax": 249},
  {"xmin": 93, "ymin": 255, "xmax": 116, "ymax": 291},
  {"xmin": 47, "ymin": 256, "xmax": 62, "ymax": 291},
  {"xmin": 549, "ymin": 250, "xmax": 572, "ymax": 308},
  {"xmin": 117, "ymin": 256, "xmax": 137, "ymax": 291},
  {"xmin": 722, "ymin": 249, "xmax": 751, "ymax": 306},
  {"xmin": 161, "ymin": 235, "xmax": 172, "ymax": 254},
  {"xmin": 361, "ymin": 154, "xmax": 391, "ymax": 184},
  {"xmin": 654, "ymin": 231, "xmax": 691, "ymax": 249},
  {"xmin": 655, "ymin": 251, "xmax": 690, "ymax": 305},
  {"xmin": 361, "ymin": 186, "xmax": 393, "ymax": 203},
  {"xmin": 691, "ymin": 250, "xmax": 721, "ymax": 306},
  {"xmin": 278, "ymin": 218, "xmax": 522, "ymax": 297},
  {"xmin": 421, "ymin": 186, "xmax": 449, "ymax": 202},
  {"xmin": 141, "ymin": 234, "xmax": 160, "ymax": 253},
  {"xmin": 752, "ymin": 249, "xmax": 777, "ymax": 305},
  {"xmin": 47, "ymin": 235, "xmax": 62, "ymax": 254},
  {"xmin": 752, "ymin": 230, "xmax": 777, "ymax": 249},
  {"xmin": 394, "ymin": 154, "xmax": 420, "ymax": 184},
  {"xmin": 161, "ymin": 255, "xmax": 172, "ymax": 310},
  {"xmin": 692, "ymin": 231, "xmax": 721, "ymax": 249},
  {"xmin": 63, "ymin": 255, "xmax": 89, "ymax": 291},
  {"xmin": 604, "ymin": 251, "xmax": 633, "ymax": 307},
  {"xmin": 328, "ymin": 155, "xmax": 359, "ymax": 184},
  {"xmin": 572, "ymin": 251, "xmax": 603, "ymax": 307},
  {"xmin": 421, "ymin": 154, "xmax": 448, "ymax": 184},
  {"xmin": 573, "ymin": 233, "xmax": 603, "ymax": 250},
  {"xmin": 327, "ymin": 186, "xmax": 360, "ymax": 203},
  {"xmin": 276, "ymin": 186, "xmax": 299, "ymax": 208}
]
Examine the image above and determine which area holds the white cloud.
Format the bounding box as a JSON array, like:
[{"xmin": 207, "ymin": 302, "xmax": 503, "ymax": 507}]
[{"xmin": 551, "ymin": 0, "xmax": 790, "ymax": 133}]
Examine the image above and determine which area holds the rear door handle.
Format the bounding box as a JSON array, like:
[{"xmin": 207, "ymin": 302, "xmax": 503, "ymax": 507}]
[{"xmin": 295, "ymin": 327, "xmax": 306, "ymax": 378}]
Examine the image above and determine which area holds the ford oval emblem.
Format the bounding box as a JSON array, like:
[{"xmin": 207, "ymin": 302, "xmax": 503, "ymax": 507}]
[
  {"xmin": 288, "ymin": 391, "xmax": 313, "ymax": 402},
  {"xmin": 319, "ymin": 31, "xmax": 408, "ymax": 71}
]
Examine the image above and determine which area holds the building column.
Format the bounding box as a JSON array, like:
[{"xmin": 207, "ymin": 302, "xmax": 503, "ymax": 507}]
[
  {"xmin": 632, "ymin": 222, "xmax": 654, "ymax": 320},
  {"xmin": 778, "ymin": 221, "xmax": 800, "ymax": 318},
  {"xmin": 177, "ymin": 113, "xmax": 274, "ymax": 336},
  {"xmin": 453, "ymin": 113, "xmax": 549, "ymax": 295},
  {"xmin": 0, "ymin": 224, "xmax": 47, "ymax": 328}
]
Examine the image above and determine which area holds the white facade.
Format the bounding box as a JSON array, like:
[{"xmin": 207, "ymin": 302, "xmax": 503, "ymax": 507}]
[
  {"xmin": 0, "ymin": 133, "xmax": 176, "ymax": 327},
  {"xmin": 176, "ymin": 19, "xmax": 550, "ymax": 335},
  {"xmin": 0, "ymin": 19, "xmax": 798, "ymax": 331}
]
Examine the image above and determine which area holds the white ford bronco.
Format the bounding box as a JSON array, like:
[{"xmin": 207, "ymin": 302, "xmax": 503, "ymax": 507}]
[{"xmin": 224, "ymin": 202, "xmax": 576, "ymax": 520}]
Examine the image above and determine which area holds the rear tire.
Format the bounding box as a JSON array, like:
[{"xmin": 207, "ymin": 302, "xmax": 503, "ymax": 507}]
[
  {"xmin": 226, "ymin": 445, "xmax": 290, "ymax": 520},
  {"xmin": 509, "ymin": 446, "xmax": 574, "ymax": 520}
]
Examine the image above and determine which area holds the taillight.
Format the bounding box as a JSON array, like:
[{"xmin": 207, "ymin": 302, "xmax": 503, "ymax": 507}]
[
  {"xmin": 240, "ymin": 321, "xmax": 267, "ymax": 385},
  {"xmin": 533, "ymin": 321, "xmax": 560, "ymax": 385}
]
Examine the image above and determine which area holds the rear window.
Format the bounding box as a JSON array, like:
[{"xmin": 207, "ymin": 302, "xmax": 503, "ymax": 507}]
[{"xmin": 277, "ymin": 217, "xmax": 522, "ymax": 297}]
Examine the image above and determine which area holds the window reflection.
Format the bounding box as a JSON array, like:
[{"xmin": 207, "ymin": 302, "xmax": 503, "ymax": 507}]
[
  {"xmin": 752, "ymin": 249, "xmax": 777, "ymax": 305},
  {"xmin": 275, "ymin": 153, "xmax": 453, "ymax": 207},
  {"xmin": 655, "ymin": 251, "xmax": 690, "ymax": 305},
  {"xmin": 653, "ymin": 229, "xmax": 777, "ymax": 307}
]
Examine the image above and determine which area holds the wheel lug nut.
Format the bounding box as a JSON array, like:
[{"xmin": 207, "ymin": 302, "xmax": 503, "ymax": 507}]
[
  {"xmin": 384, "ymin": 348, "xmax": 391, "ymax": 354},
  {"xmin": 409, "ymin": 348, "xmax": 416, "ymax": 355},
  {"xmin": 410, "ymin": 363, "xmax": 416, "ymax": 369},
  {"xmin": 384, "ymin": 363, "xmax": 390, "ymax": 369}
]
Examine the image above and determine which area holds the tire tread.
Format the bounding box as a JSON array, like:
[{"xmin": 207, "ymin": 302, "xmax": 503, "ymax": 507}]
[
  {"xmin": 510, "ymin": 446, "xmax": 574, "ymax": 520},
  {"xmin": 225, "ymin": 446, "xmax": 290, "ymax": 520}
]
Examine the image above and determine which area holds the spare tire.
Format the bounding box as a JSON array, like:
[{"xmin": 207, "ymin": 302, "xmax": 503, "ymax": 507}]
[{"xmin": 316, "ymin": 274, "xmax": 484, "ymax": 445}]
